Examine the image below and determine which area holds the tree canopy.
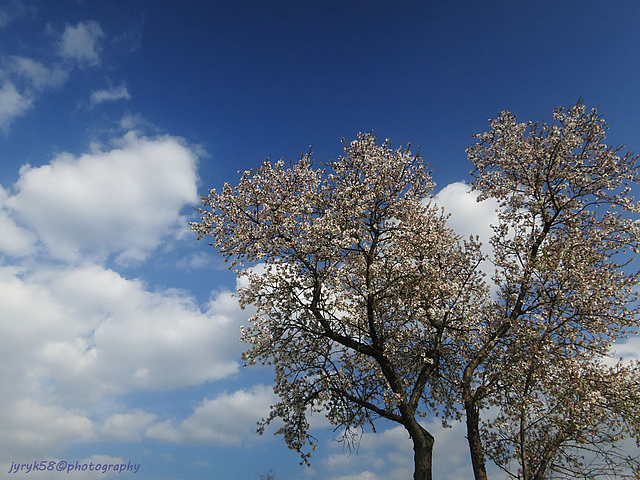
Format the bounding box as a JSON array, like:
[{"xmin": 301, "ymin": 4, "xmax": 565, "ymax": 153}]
[
  {"xmin": 192, "ymin": 102, "xmax": 640, "ymax": 480},
  {"xmin": 464, "ymin": 102, "xmax": 640, "ymax": 480}
]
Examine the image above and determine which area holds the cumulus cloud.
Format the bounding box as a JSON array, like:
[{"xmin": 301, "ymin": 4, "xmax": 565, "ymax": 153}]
[
  {"xmin": 146, "ymin": 385, "xmax": 276, "ymax": 445},
  {"xmin": 89, "ymin": 84, "xmax": 131, "ymax": 107},
  {"xmin": 0, "ymin": 186, "xmax": 37, "ymax": 256},
  {"xmin": 433, "ymin": 181, "xmax": 501, "ymax": 291},
  {"xmin": 27, "ymin": 265, "xmax": 244, "ymax": 398},
  {"xmin": 0, "ymin": 394, "xmax": 94, "ymax": 461},
  {"xmin": 57, "ymin": 21, "xmax": 105, "ymax": 66},
  {"xmin": 0, "ymin": 122, "xmax": 251, "ymax": 465},
  {"xmin": 6, "ymin": 131, "xmax": 199, "ymax": 262},
  {"xmin": 101, "ymin": 410, "xmax": 157, "ymax": 442},
  {"xmin": 433, "ymin": 181, "xmax": 499, "ymax": 252},
  {"xmin": 0, "ymin": 265, "xmax": 80, "ymax": 403},
  {"xmin": 0, "ymin": 257, "xmax": 252, "ymax": 461},
  {"xmin": 2, "ymin": 399, "xmax": 94, "ymax": 457}
]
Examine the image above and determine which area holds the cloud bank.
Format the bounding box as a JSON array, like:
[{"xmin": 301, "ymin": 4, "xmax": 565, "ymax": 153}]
[{"xmin": 0, "ymin": 126, "xmax": 258, "ymax": 464}]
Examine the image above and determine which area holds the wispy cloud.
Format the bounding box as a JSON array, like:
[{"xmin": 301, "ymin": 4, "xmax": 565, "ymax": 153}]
[
  {"xmin": 57, "ymin": 21, "xmax": 105, "ymax": 66},
  {"xmin": 0, "ymin": 19, "xmax": 104, "ymax": 129},
  {"xmin": 0, "ymin": 56, "xmax": 70, "ymax": 129},
  {"xmin": 7, "ymin": 56, "xmax": 69, "ymax": 90},
  {"xmin": 89, "ymin": 84, "xmax": 131, "ymax": 107},
  {"xmin": 0, "ymin": 1, "xmax": 30, "ymax": 29},
  {"xmin": 0, "ymin": 80, "xmax": 33, "ymax": 129}
]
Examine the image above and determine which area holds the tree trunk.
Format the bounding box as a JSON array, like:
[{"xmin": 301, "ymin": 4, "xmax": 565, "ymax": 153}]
[
  {"xmin": 407, "ymin": 421, "xmax": 435, "ymax": 480},
  {"xmin": 465, "ymin": 397, "xmax": 488, "ymax": 480}
]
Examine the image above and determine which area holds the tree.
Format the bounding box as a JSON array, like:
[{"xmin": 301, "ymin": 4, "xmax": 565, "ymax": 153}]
[
  {"xmin": 192, "ymin": 102, "xmax": 640, "ymax": 480},
  {"xmin": 191, "ymin": 133, "xmax": 487, "ymax": 480},
  {"xmin": 482, "ymin": 354, "xmax": 640, "ymax": 479},
  {"xmin": 463, "ymin": 102, "xmax": 640, "ymax": 480}
]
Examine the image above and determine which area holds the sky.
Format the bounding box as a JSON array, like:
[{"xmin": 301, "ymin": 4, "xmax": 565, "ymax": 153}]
[{"xmin": 1, "ymin": 1, "xmax": 640, "ymax": 479}]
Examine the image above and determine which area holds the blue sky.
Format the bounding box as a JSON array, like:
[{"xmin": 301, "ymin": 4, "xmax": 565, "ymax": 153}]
[{"xmin": 1, "ymin": 1, "xmax": 639, "ymax": 479}]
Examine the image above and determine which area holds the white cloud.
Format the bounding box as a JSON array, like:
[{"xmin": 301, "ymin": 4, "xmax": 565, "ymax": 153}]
[
  {"xmin": 0, "ymin": 398, "xmax": 94, "ymax": 459},
  {"xmin": 430, "ymin": 420, "xmax": 483, "ymax": 480},
  {"xmin": 0, "ymin": 265, "xmax": 80, "ymax": 399},
  {"xmin": 57, "ymin": 21, "xmax": 105, "ymax": 66},
  {"xmin": 0, "ymin": 80, "xmax": 33, "ymax": 128},
  {"xmin": 89, "ymin": 84, "xmax": 131, "ymax": 107},
  {"xmin": 146, "ymin": 385, "xmax": 276, "ymax": 445},
  {"xmin": 329, "ymin": 472, "xmax": 382, "ymax": 480},
  {"xmin": 29, "ymin": 264, "xmax": 245, "ymax": 397},
  {"xmin": 433, "ymin": 181, "xmax": 500, "ymax": 292},
  {"xmin": 0, "ymin": 185, "xmax": 37, "ymax": 256},
  {"xmin": 0, "ymin": 261, "xmax": 249, "ymax": 461},
  {"xmin": 6, "ymin": 131, "xmax": 199, "ymax": 262},
  {"xmin": 0, "ymin": 21, "xmax": 104, "ymax": 130},
  {"xmin": 609, "ymin": 336, "xmax": 640, "ymax": 363},
  {"xmin": 0, "ymin": 124, "xmax": 249, "ymax": 464},
  {"xmin": 101, "ymin": 410, "xmax": 157, "ymax": 442},
  {"xmin": 433, "ymin": 181, "xmax": 499, "ymax": 252}
]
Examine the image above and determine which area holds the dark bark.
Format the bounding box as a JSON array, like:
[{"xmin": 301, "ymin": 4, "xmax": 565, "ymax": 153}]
[
  {"xmin": 464, "ymin": 397, "xmax": 488, "ymax": 480},
  {"xmin": 406, "ymin": 421, "xmax": 435, "ymax": 480}
]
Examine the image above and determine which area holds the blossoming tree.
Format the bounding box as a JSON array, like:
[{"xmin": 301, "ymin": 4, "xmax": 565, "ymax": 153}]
[
  {"xmin": 192, "ymin": 134, "xmax": 487, "ymax": 480},
  {"xmin": 192, "ymin": 102, "xmax": 640, "ymax": 480},
  {"xmin": 464, "ymin": 102, "xmax": 640, "ymax": 480}
]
